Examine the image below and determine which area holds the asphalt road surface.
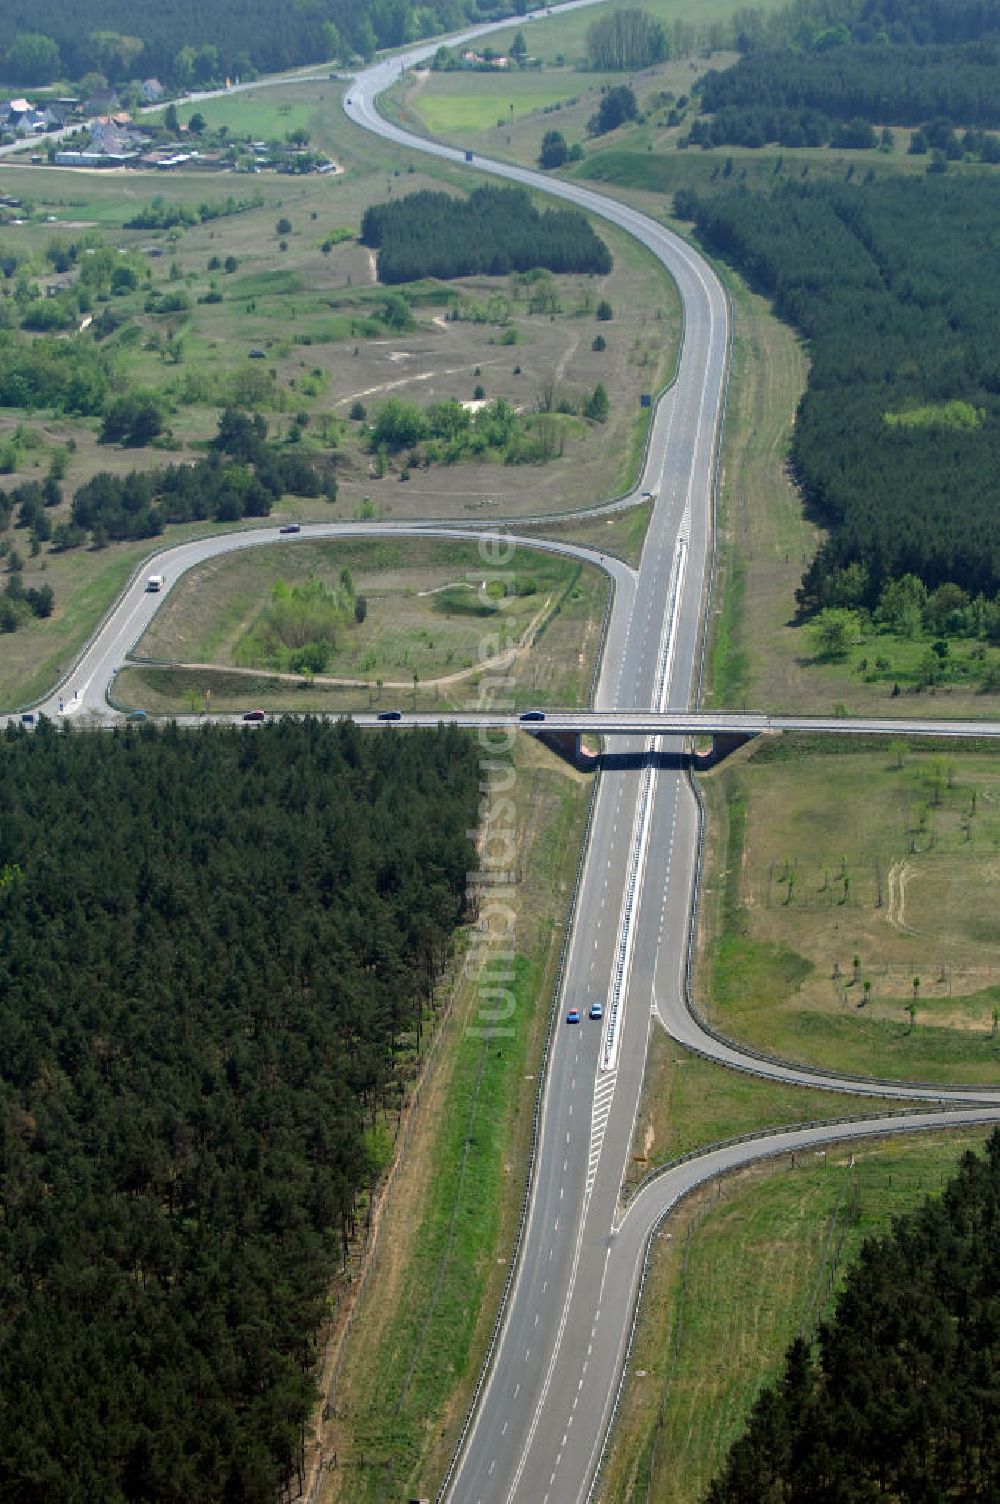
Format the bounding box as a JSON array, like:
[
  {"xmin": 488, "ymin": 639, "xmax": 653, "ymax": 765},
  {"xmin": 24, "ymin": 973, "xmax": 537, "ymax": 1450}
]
[{"xmin": 338, "ymin": 33, "xmax": 1000, "ymax": 1504}]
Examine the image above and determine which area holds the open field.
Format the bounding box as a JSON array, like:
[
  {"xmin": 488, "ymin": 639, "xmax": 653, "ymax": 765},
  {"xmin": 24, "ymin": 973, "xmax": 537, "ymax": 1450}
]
[
  {"xmin": 117, "ymin": 535, "xmax": 607, "ymax": 714},
  {"xmin": 386, "ymin": 51, "xmax": 715, "ymax": 173},
  {"xmin": 703, "ymin": 269, "xmax": 813, "ymax": 712},
  {"xmin": 165, "ymin": 85, "xmax": 334, "ymax": 146},
  {"xmin": 314, "ymin": 736, "xmax": 592, "ymax": 1502},
  {"xmin": 399, "ymin": 67, "xmax": 618, "ymax": 139},
  {"xmin": 0, "ymin": 77, "xmax": 679, "ymax": 709},
  {"xmin": 462, "ymin": 0, "xmax": 787, "ymax": 72},
  {"xmin": 696, "ymin": 739, "xmax": 1000, "ymax": 1085},
  {"xmin": 135, "ymin": 535, "xmax": 605, "ymax": 697},
  {"xmin": 602, "ymin": 1125, "xmax": 992, "ymax": 1504}
]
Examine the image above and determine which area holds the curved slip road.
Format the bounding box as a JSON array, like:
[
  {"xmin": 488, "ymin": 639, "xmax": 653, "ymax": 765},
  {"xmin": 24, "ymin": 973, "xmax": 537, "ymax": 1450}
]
[{"xmin": 14, "ymin": 25, "xmax": 1000, "ymax": 1499}]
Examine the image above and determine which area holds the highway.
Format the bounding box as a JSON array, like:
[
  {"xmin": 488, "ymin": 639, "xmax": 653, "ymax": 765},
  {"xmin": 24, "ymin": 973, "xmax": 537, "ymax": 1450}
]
[
  {"xmin": 11, "ymin": 19, "xmax": 1000, "ymax": 1501},
  {"xmin": 337, "ymin": 32, "xmax": 1000, "ymax": 1504}
]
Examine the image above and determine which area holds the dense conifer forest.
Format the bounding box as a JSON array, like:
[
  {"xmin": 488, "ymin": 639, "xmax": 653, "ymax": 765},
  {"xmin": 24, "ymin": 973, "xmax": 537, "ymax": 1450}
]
[
  {"xmin": 691, "ymin": 43, "xmax": 1000, "ymax": 147},
  {"xmin": 705, "ymin": 1129, "xmax": 1000, "ymax": 1502},
  {"xmin": 690, "ymin": 0, "xmax": 1000, "ymax": 148},
  {"xmin": 0, "ymin": 0, "xmax": 506, "ymax": 87},
  {"xmin": 678, "ymin": 176, "xmax": 1000, "ymax": 607},
  {"xmin": 0, "ymin": 717, "xmax": 479, "ymax": 1502},
  {"xmin": 361, "ymin": 187, "xmax": 613, "ymax": 284}
]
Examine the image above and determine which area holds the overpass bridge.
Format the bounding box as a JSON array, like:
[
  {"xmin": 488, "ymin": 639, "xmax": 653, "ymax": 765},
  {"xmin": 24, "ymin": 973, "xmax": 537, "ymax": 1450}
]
[{"xmin": 350, "ymin": 708, "xmax": 1000, "ymax": 765}]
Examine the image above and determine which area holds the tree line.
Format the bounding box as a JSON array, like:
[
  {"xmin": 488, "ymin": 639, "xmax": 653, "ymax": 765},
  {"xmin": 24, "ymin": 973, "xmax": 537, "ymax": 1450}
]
[
  {"xmin": 360, "ymin": 186, "xmax": 612, "ymax": 284},
  {"xmin": 584, "ymin": 8, "xmax": 668, "ymax": 70},
  {"xmin": 0, "ymin": 0, "xmax": 508, "ymax": 87},
  {"xmin": 68, "ymin": 409, "xmax": 335, "ymax": 544},
  {"xmin": 693, "ymin": 41, "xmax": 1000, "ymax": 145},
  {"xmin": 0, "ymin": 716, "xmax": 480, "ymax": 1502},
  {"xmin": 705, "ymin": 1129, "xmax": 1000, "ymax": 1502},
  {"xmin": 677, "ymin": 175, "xmax": 1000, "ymax": 606}
]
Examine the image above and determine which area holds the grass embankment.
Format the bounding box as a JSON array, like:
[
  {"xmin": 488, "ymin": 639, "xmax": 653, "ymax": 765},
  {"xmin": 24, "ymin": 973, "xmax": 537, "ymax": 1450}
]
[
  {"xmin": 0, "ymin": 519, "xmax": 263, "ymax": 711},
  {"xmin": 118, "ymin": 535, "xmax": 608, "ymax": 713},
  {"xmin": 602, "ymin": 1126, "xmax": 992, "ymax": 1504},
  {"xmin": 316, "ymin": 736, "xmax": 593, "ymax": 1502},
  {"xmin": 697, "ymin": 738, "xmax": 1000, "ymax": 1085},
  {"xmin": 522, "ymin": 496, "xmax": 654, "ymax": 570}
]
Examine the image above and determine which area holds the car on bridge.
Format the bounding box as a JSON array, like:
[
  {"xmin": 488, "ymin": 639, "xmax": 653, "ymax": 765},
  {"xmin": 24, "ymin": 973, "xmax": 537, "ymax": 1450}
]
[
  {"xmin": 566, "ymin": 1008, "xmax": 580, "ymax": 1024},
  {"xmin": 589, "ymin": 1002, "xmax": 604, "ymax": 1020},
  {"xmin": 20, "ymin": 712, "xmax": 35, "ymax": 725},
  {"xmin": 519, "ymin": 710, "xmax": 545, "ymax": 722},
  {"xmin": 242, "ymin": 709, "xmax": 266, "ymax": 723},
  {"xmin": 377, "ymin": 709, "xmax": 402, "ymax": 722},
  {"xmin": 125, "ymin": 709, "xmax": 148, "ymax": 722},
  {"xmin": 279, "ymin": 522, "xmax": 301, "ymax": 534}
]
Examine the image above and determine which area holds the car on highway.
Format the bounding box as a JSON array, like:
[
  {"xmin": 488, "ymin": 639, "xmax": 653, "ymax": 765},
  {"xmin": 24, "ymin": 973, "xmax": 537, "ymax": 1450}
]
[
  {"xmin": 589, "ymin": 1002, "xmax": 604, "ymax": 1021},
  {"xmin": 279, "ymin": 523, "xmax": 301, "ymax": 534},
  {"xmin": 242, "ymin": 709, "xmax": 266, "ymax": 723},
  {"xmin": 125, "ymin": 709, "xmax": 148, "ymax": 722},
  {"xmin": 566, "ymin": 1008, "xmax": 580, "ymax": 1024},
  {"xmin": 377, "ymin": 709, "xmax": 402, "ymax": 722},
  {"xmin": 519, "ymin": 709, "xmax": 545, "ymax": 722}
]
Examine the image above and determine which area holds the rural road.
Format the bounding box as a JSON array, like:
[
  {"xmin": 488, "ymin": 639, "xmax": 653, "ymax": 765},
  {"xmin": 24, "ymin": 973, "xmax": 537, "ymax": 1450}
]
[{"xmin": 8, "ymin": 13, "xmax": 1000, "ymax": 1500}]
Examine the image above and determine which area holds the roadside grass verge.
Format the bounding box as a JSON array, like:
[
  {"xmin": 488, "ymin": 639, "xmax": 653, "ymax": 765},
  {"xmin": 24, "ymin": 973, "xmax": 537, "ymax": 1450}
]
[
  {"xmin": 603, "ymin": 1126, "xmax": 992, "ymax": 1504},
  {"xmin": 626, "ymin": 1025, "xmax": 889, "ymax": 1188},
  {"xmin": 522, "ymin": 497, "xmax": 654, "ymax": 570},
  {"xmin": 695, "ymin": 742, "xmax": 1000, "ymax": 1086},
  {"xmin": 320, "ymin": 739, "xmax": 592, "ymax": 1503},
  {"xmin": 0, "ymin": 521, "xmax": 265, "ymax": 712}
]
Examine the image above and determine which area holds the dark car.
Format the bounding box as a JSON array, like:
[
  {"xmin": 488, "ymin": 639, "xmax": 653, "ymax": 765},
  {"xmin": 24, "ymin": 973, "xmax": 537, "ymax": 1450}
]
[
  {"xmin": 377, "ymin": 709, "xmax": 402, "ymax": 722},
  {"xmin": 589, "ymin": 1002, "xmax": 604, "ymax": 1021},
  {"xmin": 519, "ymin": 709, "xmax": 545, "ymax": 722},
  {"xmin": 279, "ymin": 523, "xmax": 301, "ymax": 534},
  {"xmin": 20, "ymin": 712, "xmax": 35, "ymax": 725},
  {"xmin": 248, "ymin": 348, "xmax": 266, "ymax": 359},
  {"xmin": 566, "ymin": 1009, "xmax": 581, "ymax": 1024},
  {"xmin": 125, "ymin": 709, "xmax": 148, "ymax": 722},
  {"xmin": 243, "ymin": 709, "xmax": 266, "ymax": 723}
]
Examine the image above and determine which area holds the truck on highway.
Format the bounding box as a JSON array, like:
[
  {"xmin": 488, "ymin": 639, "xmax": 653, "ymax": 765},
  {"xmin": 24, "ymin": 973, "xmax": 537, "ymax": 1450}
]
[{"xmin": 146, "ymin": 574, "xmax": 164, "ymax": 592}]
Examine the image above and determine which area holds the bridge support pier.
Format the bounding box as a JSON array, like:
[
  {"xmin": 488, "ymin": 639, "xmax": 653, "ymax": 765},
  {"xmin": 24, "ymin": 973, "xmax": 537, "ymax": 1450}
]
[
  {"xmin": 535, "ymin": 729, "xmax": 599, "ymax": 769},
  {"xmin": 690, "ymin": 730, "xmax": 758, "ymax": 769}
]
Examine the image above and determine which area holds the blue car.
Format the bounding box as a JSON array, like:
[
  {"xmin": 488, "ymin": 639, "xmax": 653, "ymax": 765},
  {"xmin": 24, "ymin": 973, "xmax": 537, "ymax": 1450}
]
[
  {"xmin": 566, "ymin": 1009, "xmax": 580, "ymax": 1024},
  {"xmin": 126, "ymin": 709, "xmax": 148, "ymax": 722},
  {"xmin": 377, "ymin": 710, "xmax": 402, "ymax": 722},
  {"xmin": 519, "ymin": 710, "xmax": 545, "ymax": 722}
]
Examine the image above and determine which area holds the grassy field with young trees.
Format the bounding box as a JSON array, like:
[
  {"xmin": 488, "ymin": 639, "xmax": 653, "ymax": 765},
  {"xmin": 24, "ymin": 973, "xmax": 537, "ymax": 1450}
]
[{"xmin": 706, "ymin": 1129, "xmax": 1000, "ymax": 1502}]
